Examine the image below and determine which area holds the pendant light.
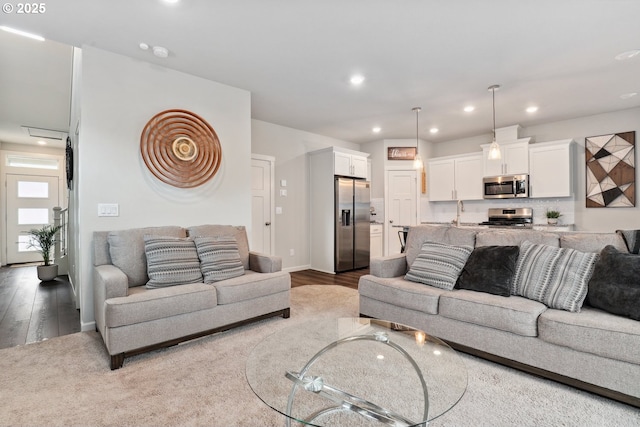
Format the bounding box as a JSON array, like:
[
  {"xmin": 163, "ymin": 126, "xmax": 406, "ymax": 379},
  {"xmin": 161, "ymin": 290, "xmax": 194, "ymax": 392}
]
[
  {"xmin": 487, "ymin": 84, "xmax": 501, "ymax": 160},
  {"xmin": 412, "ymin": 107, "xmax": 422, "ymax": 169}
]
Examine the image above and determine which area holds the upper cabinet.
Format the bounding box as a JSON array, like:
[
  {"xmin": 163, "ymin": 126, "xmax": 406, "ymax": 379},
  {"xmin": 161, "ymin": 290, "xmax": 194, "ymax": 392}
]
[
  {"xmin": 529, "ymin": 139, "xmax": 575, "ymax": 198},
  {"xmin": 334, "ymin": 149, "xmax": 368, "ymax": 178},
  {"xmin": 427, "ymin": 153, "xmax": 483, "ymax": 201},
  {"xmin": 481, "ymin": 138, "xmax": 531, "ymax": 176}
]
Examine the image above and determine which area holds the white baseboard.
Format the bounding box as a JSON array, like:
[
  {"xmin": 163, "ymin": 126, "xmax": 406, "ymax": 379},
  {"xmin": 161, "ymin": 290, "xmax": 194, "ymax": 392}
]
[{"xmin": 283, "ymin": 264, "xmax": 311, "ymax": 273}]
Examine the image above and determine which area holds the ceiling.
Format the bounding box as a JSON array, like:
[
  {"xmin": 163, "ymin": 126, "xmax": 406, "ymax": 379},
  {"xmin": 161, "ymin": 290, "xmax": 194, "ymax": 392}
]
[{"xmin": 1, "ymin": 0, "xmax": 639, "ymax": 148}]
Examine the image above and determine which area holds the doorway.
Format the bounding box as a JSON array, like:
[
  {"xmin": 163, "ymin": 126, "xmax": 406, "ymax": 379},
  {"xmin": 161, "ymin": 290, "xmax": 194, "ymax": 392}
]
[
  {"xmin": 251, "ymin": 155, "xmax": 275, "ymax": 255},
  {"xmin": 5, "ymin": 174, "xmax": 60, "ymax": 264}
]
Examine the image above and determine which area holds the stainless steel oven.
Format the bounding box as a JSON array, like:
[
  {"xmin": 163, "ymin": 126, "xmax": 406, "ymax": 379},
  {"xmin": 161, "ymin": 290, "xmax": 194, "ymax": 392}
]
[{"xmin": 483, "ymin": 174, "xmax": 529, "ymax": 199}]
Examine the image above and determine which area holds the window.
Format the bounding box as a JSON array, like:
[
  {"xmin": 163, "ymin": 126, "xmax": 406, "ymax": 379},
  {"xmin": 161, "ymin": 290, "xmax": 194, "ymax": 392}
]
[
  {"xmin": 18, "ymin": 208, "xmax": 49, "ymax": 225},
  {"xmin": 18, "ymin": 181, "xmax": 49, "ymax": 198},
  {"xmin": 6, "ymin": 155, "xmax": 59, "ymax": 170}
]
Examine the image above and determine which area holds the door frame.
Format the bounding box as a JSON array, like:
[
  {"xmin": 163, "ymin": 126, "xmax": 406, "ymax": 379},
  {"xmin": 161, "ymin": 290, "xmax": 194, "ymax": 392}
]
[
  {"xmin": 251, "ymin": 154, "xmax": 275, "ymax": 255},
  {"xmin": 384, "ymin": 167, "xmax": 420, "ymax": 256},
  {"xmin": 0, "ymin": 150, "xmax": 66, "ymax": 266}
]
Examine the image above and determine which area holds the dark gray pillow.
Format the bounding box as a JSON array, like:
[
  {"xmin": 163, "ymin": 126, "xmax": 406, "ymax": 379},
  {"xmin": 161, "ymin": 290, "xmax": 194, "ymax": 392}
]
[
  {"xmin": 455, "ymin": 246, "xmax": 519, "ymax": 296},
  {"xmin": 616, "ymin": 229, "xmax": 640, "ymax": 254},
  {"xmin": 587, "ymin": 245, "xmax": 640, "ymax": 320}
]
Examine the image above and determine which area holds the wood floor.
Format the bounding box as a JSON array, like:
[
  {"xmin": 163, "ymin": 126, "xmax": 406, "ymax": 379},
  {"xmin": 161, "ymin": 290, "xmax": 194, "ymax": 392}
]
[
  {"xmin": 0, "ymin": 265, "xmax": 80, "ymax": 350},
  {"xmin": 0, "ymin": 266, "xmax": 366, "ymax": 349}
]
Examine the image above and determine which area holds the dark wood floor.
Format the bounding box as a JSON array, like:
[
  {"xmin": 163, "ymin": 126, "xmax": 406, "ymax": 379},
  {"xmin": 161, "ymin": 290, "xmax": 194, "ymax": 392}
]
[
  {"xmin": 0, "ymin": 265, "xmax": 80, "ymax": 350},
  {"xmin": 0, "ymin": 266, "xmax": 366, "ymax": 349}
]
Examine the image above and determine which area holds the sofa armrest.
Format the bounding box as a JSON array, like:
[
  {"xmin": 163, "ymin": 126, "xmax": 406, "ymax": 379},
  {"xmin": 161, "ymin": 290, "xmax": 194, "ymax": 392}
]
[
  {"xmin": 249, "ymin": 251, "xmax": 282, "ymax": 273},
  {"xmin": 94, "ymin": 264, "xmax": 129, "ymax": 334},
  {"xmin": 370, "ymin": 254, "xmax": 408, "ymax": 278}
]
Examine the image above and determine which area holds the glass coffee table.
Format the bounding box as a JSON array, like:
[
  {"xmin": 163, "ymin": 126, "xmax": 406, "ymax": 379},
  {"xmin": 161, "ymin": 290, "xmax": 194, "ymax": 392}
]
[{"xmin": 246, "ymin": 318, "xmax": 467, "ymax": 426}]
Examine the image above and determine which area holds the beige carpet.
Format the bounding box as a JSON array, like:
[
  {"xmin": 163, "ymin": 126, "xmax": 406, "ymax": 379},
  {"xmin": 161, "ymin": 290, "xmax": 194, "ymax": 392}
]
[{"xmin": 0, "ymin": 285, "xmax": 638, "ymax": 426}]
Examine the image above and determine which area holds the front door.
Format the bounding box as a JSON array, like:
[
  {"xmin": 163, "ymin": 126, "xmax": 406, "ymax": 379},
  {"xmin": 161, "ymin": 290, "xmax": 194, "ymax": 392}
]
[
  {"xmin": 251, "ymin": 156, "xmax": 274, "ymax": 255},
  {"xmin": 6, "ymin": 174, "xmax": 60, "ymax": 264},
  {"xmin": 385, "ymin": 170, "xmax": 418, "ymax": 255}
]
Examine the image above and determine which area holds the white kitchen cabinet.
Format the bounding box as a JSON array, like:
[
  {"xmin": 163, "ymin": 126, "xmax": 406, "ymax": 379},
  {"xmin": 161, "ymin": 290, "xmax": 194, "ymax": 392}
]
[
  {"xmin": 334, "ymin": 150, "xmax": 368, "ymax": 178},
  {"xmin": 370, "ymin": 223, "xmax": 383, "ymax": 258},
  {"xmin": 481, "ymin": 138, "xmax": 531, "ymax": 176},
  {"xmin": 529, "ymin": 139, "xmax": 575, "ymax": 198},
  {"xmin": 427, "ymin": 153, "xmax": 483, "ymax": 201}
]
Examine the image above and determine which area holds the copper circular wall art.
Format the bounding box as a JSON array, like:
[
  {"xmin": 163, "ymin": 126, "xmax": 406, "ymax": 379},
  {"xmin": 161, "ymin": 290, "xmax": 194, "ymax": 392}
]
[{"xmin": 140, "ymin": 109, "xmax": 222, "ymax": 188}]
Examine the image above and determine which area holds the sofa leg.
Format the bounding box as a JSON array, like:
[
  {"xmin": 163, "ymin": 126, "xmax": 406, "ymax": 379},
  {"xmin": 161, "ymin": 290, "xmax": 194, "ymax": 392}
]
[
  {"xmin": 110, "ymin": 354, "xmax": 125, "ymax": 370},
  {"xmin": 282, "ymin": 308, "xmax": 291, "ymax": 319}
]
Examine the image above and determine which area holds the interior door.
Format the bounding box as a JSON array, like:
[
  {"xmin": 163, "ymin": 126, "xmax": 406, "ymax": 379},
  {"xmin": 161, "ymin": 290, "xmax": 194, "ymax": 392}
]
[
  {"xmin": 251, "ymin": 157, "xmax": 274, "ymax": 255},
  {"xmin": 6, "ymin": 174, "xmax": 60, "ymax": 264},
  {"xmin": 385, "ymin": 170, "xmax": 417, "ymax": 255}
]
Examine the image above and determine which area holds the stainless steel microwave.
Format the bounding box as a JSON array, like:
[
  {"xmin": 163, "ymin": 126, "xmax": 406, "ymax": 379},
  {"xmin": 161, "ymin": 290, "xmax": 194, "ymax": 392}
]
[{"xmin": 483, "ymin": 174, "xmax": 529, "ymax": 199}]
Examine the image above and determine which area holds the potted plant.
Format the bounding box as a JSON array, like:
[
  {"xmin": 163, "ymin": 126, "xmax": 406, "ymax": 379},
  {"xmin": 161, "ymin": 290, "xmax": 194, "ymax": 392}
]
[
  {"xmin": 28, "ymin": 224, "xmax": 62, "ymax": 281},
  {"xmin": 546, "ymin": 209, "xmax": 562, "ymax": 225}
]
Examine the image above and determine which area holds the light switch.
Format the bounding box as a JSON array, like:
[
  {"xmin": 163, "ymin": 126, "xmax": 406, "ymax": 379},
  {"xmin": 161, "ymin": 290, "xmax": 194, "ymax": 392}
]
[
  {"xmin": 280, "ymin": 179, "xmax": 287, "ymax": 187},
  {"xmin": 280, "ymin": 189, "xmax": 288, "ymax": 196},
  {"xmin": 275, "ymin": 207, "xmax": 283, "ymax": 214},
  {"xmin": 98, "ymin": 203, "xmax": 119, "ymax": 217}
]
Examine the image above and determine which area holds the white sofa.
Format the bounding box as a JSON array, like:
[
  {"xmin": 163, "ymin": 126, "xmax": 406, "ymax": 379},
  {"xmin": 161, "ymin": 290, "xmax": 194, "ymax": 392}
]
[
  {"xmin": 93, "ymin": 224, "xmax": 290, "ymax": 369},
  {"xmin": 358, "ymin": 225, "xmax": 640, "ymax": 407}
]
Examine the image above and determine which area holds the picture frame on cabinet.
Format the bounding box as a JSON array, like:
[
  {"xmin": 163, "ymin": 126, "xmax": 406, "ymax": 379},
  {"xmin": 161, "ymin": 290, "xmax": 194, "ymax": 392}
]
[{"xmin": 387, "ymin": 147, "xmax": 416, "ymax": 160}]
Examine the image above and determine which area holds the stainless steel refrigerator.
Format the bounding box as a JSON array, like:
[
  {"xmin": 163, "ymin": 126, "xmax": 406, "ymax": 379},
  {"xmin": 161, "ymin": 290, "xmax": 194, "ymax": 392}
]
[{"xmin": 335, "ymin": 177, "xmax": 370, "ymax": 272}]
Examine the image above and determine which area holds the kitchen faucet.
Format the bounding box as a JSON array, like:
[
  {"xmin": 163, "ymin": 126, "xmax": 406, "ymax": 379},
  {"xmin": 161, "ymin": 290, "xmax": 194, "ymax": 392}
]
[{"xmin": 454, "ymin": 200, "xmax": 464, "ymax": 226}]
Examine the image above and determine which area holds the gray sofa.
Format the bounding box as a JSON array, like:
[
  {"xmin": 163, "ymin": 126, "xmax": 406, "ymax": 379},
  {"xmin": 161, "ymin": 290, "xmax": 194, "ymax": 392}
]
[
  {"xmin": 93, "ymin": 224, "xmax": 290, "ymax": 369},
  {"xmin": 358, "ymin": 225, "xmax": 640, "ymax": 407}
]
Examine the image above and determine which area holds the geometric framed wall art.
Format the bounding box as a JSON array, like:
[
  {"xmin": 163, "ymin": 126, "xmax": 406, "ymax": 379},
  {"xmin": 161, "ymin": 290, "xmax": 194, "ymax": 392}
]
[{"xmin": 585, "ymin": 131, "xmax": 635, "ymax": 207}]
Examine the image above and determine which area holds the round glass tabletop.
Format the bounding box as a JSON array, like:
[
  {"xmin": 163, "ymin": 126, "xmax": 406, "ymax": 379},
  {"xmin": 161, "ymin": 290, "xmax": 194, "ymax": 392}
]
[{"xmin": 246, "ymin": 318, "xmax": 467, "ymax": 426}]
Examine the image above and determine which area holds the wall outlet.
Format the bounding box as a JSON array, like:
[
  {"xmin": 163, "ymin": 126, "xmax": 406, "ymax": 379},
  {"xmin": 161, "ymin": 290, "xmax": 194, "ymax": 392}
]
[{"xmin": 289, "ymin": 248, "xmax": 295, "ymax": 256}]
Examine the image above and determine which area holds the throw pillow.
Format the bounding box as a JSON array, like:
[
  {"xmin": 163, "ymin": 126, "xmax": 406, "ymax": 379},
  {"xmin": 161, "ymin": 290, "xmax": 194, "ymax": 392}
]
[
  {"xmin": 587, "ymin": 245, "xmax": 640, "ymax": 320},
  {"xmin": 616, "ymin": 229, "xmax": 640, "ymax": 254},
  {"xmin": 512, "ymin": 240, "xmax": 599, "ymax": 312},
  {"xmin": 194, "ymin": 236, "xmax": 245, "ymax": 283},
  {"xmin": 405, "ymin": 241, "xmax": 473, "ymax": 290},
  {"xmin": 455, "ymin": 246, "xmax": 519, "ymax": 297},
  {"xmin": 144, "ymin": 236, "xmax": 203, "ymax": 289}
]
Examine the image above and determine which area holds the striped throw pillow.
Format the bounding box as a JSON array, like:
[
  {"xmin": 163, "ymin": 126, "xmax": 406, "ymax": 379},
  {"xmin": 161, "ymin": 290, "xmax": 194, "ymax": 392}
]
[
  {"xmin": 194, "ymin": 236, "xmax": 245, "ymax": 283},
  {"xmin": 405, "ymin": 242, "xmax": 473, "ymax": 290},
  {"xmin": 512, "ymin": 240, "xmax": 599, "ymax": 312},
  {"xmin": 144, "ymin": 236, "xmax": 203, "ymax": 289}
]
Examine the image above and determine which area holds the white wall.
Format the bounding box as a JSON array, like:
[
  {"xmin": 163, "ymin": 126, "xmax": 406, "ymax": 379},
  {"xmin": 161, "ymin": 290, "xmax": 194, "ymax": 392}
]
[
  {"xmin": 251, "ymin": 119, "xmax": 359, "ymax": 271},
  {"xmin": 77, "ymin": 47, "xmax": 251, "ymax": 330},
  {"xmin": 426, "ymin": 107, "xmax": 640, "ymax": 231}
]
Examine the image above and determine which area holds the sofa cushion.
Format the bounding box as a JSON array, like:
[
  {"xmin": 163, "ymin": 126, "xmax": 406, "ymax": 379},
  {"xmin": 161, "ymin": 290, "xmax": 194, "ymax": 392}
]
[
  {"xmin": 144, "ymin": 236, "xmax": 203, "ymax": 289},
  {"xmin": 213, "ymin": 270, "xmax": 290, "ymax": 305},
  {"xmin": 358, "ymin": 275, "xmax": 447, "ymax": 315},
  {"xmin": 476, "ymin": 229, "xmax": 560, "ymax": 248},
  {"xmin": 587, "ymin": 245, "xmax": 640, "ymax": 320},
  {"xmin": 405, "ymin": 242, "xmax": 473, "ymax": 290},
  {"xmin": 455, "ymin": 246, "xmax": 519, "ymax": 296},
  {"xmin": 187, "ymin": 225, "xmax": 250, "ymax": 270},
  {"xmin": 538, "ymin": 307, "xmax": 640, "ymax": 365},
  {"xmin": 194, "ymin": 236, "xmax": 245, "ymax": 283},
  {"xmin": 560, "ymin": 232, "xmax": 628, "ymax": 253},
  {"xmin": 512, "ymin": 241, "xmax": 599, "ymax": 312},
  {"xmin": 105, "ymin": 283, "xmax": 217, "ymax": 328},
  {"xmin": 405, "ymin": 225, "xmax": 476, "ymax": 268},
  {"xmin": 439, "ymin": 291, "xmax": 547, "ymax": 337},
  {"xmin": 616, "ymin": 229, "xmax": 640, "ymax": 254},
  {"xmin": 108, "ymin": 226, "xmax": 186, "ymax": 287}
]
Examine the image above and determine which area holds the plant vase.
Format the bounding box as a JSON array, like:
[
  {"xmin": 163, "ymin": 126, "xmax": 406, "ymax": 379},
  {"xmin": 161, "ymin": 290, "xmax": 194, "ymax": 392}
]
[
  {"xmin": 547, "ymin": 218, "xmax": 558, "ymax": 225},
  {"xmin": 37, "ymin": 264, "xmax": 58, "ymax": 281}
]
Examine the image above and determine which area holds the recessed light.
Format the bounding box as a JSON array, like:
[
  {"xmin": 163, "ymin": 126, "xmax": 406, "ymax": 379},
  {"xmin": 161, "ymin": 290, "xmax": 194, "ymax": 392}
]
[
  {"xmin": 163, "ymin": 0, "xmax": 180, "ymax": 4},
  {"xmin": 350, "ymin": 74, "xmax": 365, "ymax": 86},
  {"xmin": 372, "ymin": 127, "xmax": 381, "ymax": 133},
  {"xmin": 37, "ymin": 140, "xmax": 47, "ymax": 145},
  {"xmin": 620, "ymin": 92, "xmax": 638, "ymax": 99},
  {"xmin": 152, "ymin": 46, "xmax": 169, "ymax": 58},
  {"xmin": 429, "ymin": 128, "xmax": 439, "ymax": 134},
  {"xmin": 139, "ymin": 43, "xmax": 149, "ymax": 51},
  {"xmin": 615, "ymin": 50, "xmax": 640, "ymax": 61},
  {"xmin": 0, "ymin": 26, "xmax": 45, "ymax": 41},
  {"xmin": 463, "ymin": 106, "xmax": 475, "ymax": 113},
  {"xmin": 526, "ymin": 106, "xmax": 539, "ymax": 113}
]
